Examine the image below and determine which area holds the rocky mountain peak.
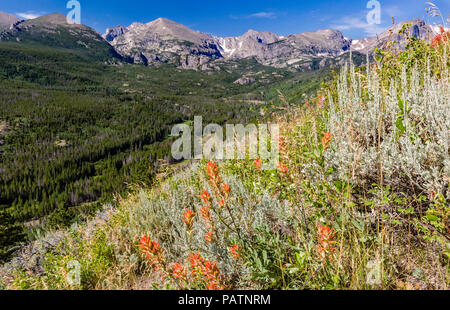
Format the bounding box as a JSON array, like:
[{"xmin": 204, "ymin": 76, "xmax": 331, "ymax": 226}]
[
  {"xmin": 103, "ymin": 25, "xmax": 128, "ymax": 42},
  {"xmin": 351, "ymin": 18, "xmax": 434, "ymax": 53},
  {"xmin": 241, "ymin": 29, "xmax": 280, "ymax": 44},
  {"xmin": 0, "ymin": 11, "xmax": 20, "ymax": 31},
  {"xmin": 103, "ymin": 17, "xmax": 438, "ymax": 71},
  {"xmin": 0, "ymin": 11, "xmax": 19, "ymax": 24},
  {"xmin": 108, "ymin": 17, "xmax": 222, "ymax": 69},
  {"xmin": 31, "ymin": 13, "xmax": 71, "ymax": 25},
  {"xmin": 0, "ymin": 12, "xmax": 120, "ymax": 62}
]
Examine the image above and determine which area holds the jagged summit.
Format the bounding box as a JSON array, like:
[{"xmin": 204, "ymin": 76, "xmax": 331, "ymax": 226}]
[
  {"xmin": 104, "ymin": 17, "xmax": 222, "ymax": 68},
  {"xmin": 103, "ymin": 16, "xmax": 359, "ymax": 70},
  {"xmin": 0, "ymin": 12, "xmax": 121, "ymax": 62},
  {"xmin": 103, "ymin": 25, "xmax": 128, "ymax": 42},
  {"xmin": 141, "ymin": 17, "xmax": 212, "ymax": 44},
  {"xmin": 28, "ymin": 13, "xmax": 68, "ymax": 24},
  {"xmin": 2, "ymin": 12, "xmax": 437, "ymax": 71},
  {"xmin": 351, "ymin": 18, "xmax": 434, "ymax": 53},
  {"xmin": 20, "ymin": 12, "xmax": 91, "ymax": 29}
]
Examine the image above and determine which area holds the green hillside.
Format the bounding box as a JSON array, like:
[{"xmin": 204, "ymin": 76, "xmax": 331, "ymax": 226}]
[
  {"xmin": 0, "ymin": 34, "xmax": 329, "ymax": 261},
  {"xmin": 1, "ymin": 27, "xmax": 447, "ymax": 290}
]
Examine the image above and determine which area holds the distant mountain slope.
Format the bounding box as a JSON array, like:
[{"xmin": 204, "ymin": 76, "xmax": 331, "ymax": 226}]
[
  {"xmin": 105, "ymin": 18, "xmax": 222, "ymax": 69},
  {"xmin": 105, "ymin": 18, "xmax": 355, "ymax": 70},
  {"xmin": 0, "ymin": 13, "xmax": 123, "ymax": 62},
  {"xmin": 104, "ymin": 17, "xmax": 440, "ymax": 71},
  {"xmin": 1, "ymin": 12, "xmax": 439, "ymax": 71},
  {"xmin": 214, "ymin": 30, "xmax": 281, "ymax": 59},
  {"xmin": 351, "ymin": 18, "xmax": 435, "ymax": 53},
  {"xmin": 254, "ymin": 29, "xmax": 352, "ymax": 68},
  {"xmin": 0, "ymin": 11, "xmax": 19, "ymax": 31}
]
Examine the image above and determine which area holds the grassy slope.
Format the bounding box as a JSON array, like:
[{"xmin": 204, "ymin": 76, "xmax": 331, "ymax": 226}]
[
  {"xmin": 1, "ymin": 34, "xmax": 448, "ymax": 290},
  {"xmin": 0, "ymin": 37, "xmax": 331, "ymax": 262}
]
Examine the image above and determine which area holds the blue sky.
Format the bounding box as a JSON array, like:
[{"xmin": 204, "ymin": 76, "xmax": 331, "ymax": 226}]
[{"xmin": 0, "ymin": 0, "xmax": 448, "ymax": 39}]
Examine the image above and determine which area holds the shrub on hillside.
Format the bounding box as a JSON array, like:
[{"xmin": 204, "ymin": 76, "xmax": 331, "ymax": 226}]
[{"xmin": 325, "ymin": 33, "xmax": 449, "ymax": 201}]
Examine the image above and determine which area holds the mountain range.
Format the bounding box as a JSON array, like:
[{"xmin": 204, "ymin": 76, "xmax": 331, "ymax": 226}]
[
  {"xmin": 0, "ymin": 11, "xmax": 440, "ymax": 71},
  {"xmin": 102, "ymin": 16, "xmax": 437, "ymax": 70}
]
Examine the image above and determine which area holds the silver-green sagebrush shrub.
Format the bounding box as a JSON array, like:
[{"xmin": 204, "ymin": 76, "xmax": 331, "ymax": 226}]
[
  {"xmin": 326, "ymin": 53, "xmax": 449, "ymax": 199},
  {"xmin": 118, "ymin": 162, "xmax": 292, "ymax": 288}
]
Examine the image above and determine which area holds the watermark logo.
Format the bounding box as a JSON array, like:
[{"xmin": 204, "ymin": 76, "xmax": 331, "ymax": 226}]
[
  {"xmin": 366, "ymin": 0, "xmax": 381, "ymax": 25},
  {"xmin": 171, "ymin": 116, "xmax": 279, "ymax": 170},
  {"xmin": 366, "ymin": 259, "xmax": 382, "ymax": 285},
  {"xmin": 66, "ymin": 0, "xmax": 81, "ymax": 25},
  {"xmin": 66, "ymin": 260, "xmax": 81, "ymax": 286}
]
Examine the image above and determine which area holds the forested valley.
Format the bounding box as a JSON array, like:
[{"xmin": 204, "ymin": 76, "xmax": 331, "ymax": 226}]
[{"xmin": 0, "ymin": 40, "xmax": 330, "ymax": 261}]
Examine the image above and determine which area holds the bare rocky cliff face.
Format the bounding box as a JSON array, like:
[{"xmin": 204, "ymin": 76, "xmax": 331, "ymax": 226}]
[
  {"xmin": 0, "ymin": 11, "xmax": 20, "ymax": 31},
  {"xmin": 104, "ymin": 18, "xmax": 223, "ymax": 69},
  {"xmin": 351, "ymin": 19, "xmax": 435, "ymax": 53}
]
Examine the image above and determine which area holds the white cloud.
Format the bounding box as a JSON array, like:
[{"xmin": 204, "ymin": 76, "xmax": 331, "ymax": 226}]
[
  {"xmin": 332, "ymin": 16, "xmax": 387, "ymax": 37},
  {"xmin": 249, "ymin": 12, "xmax": 276, "ymax": 19},
  {"xmin": 16, "ymin": 12, "xmax": 44, "ymax": 20},
  {"xmin": 231, "ymin": 11, "xmax": 277, "ymax": 20}
]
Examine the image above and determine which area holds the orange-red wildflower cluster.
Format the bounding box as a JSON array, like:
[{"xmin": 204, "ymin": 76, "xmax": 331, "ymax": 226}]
[
  {"xmin": 321, "ymin": 132, "xmax": 332, "ymax": 151},
  {"xmin": 316, "ymin": 224, "xmax": 337, "ymax": 262},
  {"xmin": 204, "ymin": 232, "xmax": 213, "ymax": 243},
  {"xmin": 139, "ymin": 236, "xmax": 163, "ymax": 268},
  {"xmin": 171, "ymin": 262, "xmax": 188, "ymax": 280},
  {"xmin": 201, "ymin": 189, "xmax": 211, "ymax": 204},
  {"xmin": 183, "ymin": 209, "xmax": 195, "ymax": 232},
  {"xmin": 206, "ymin": 161, "xmax": 220, "ymax": 183},
  {"xmin": 187, "ymin": 252, "xmax": 229, "ymax": 290},
  {"xmin": 140, "ymin": 236, "xmax": 229, "ymax": 290},
  {"xmin": 432, "ymin": 27, "xmax": 449, "ymax": 48},
  {"xmin": 200, "ymin": 162, "xmax": 234, "ymax": 246},
  {"xmin": 221, "ymin": 184, "xmax": 231, "ymax": 197},
  {"xmin": 254, "ymin": 159, "xmax": 262, "ymax": 171},
  {"xmin": 229, "ymin": 244, "xmax": 241, "ymax": 260},
  {"xmin": 277, "ymin": 162, "xmax": 288, "ymax": 175},
  {"xmin": 200, "ymin": 205, "xmax": 211, "ymax": 221}
]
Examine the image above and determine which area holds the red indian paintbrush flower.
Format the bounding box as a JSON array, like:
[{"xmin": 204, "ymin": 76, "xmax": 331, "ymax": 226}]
[
  {"xmin": 321, "ymin": 132, "xmax": 332, "ymax": 151},
  {"xmin": 205, "ymin": 232, "xmax": 213, "ymax": 243},
  {"xmin": 206, "ymin": 161, "xmax": 220, "ymax": 182},
  {"xmin": 254, "ymin": 159, "xmax": 262, "ymax": 171},
  {"xmin": 171, "ymin": 262, "xmax": 187, "ymax": 280},
  {"xmin": 432, "ymin": 27, "xmax": 449, "ymax": 48},
  {"xmin": 201, "ymin": 189, "xmax": 211, "ymax": 204},
  {"xmin": 221, "ymin": 184, "xmax": 231, "ymax": 197},
  {"xmin": 229, "ymin": 244, "xmax": 241, "ymax": 259},
  {"xmin": 200, "ymin": 205, "xmax": 211, "ymax": 220},
  {"xmin": 139, "ymin": 236, "xmax": 161, "ymax": 256},
  {"xmin": 188, "ymin": 252, "xmax": 203, "ymax": 273},
  {"xmin": 186, "ymin": 252, "xmax": 229, "ymax": 290},
  {"xmin": 207, "ymin": 282, "xmax": 219, "ymax": 290},
  {"xmin": 139, "ymin": 236, "xmax": 162, "ymax": 267},
  {"xmin": 183, "ymin": 209, "xmax": 195, "ymax": 231},
  {"xmin": 277, "ymin": 162, "xmax": 288, "ymax": 174},
  {"xmin": 316, "ymin": 224, "xmax": 337, "ymax": 262}
]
